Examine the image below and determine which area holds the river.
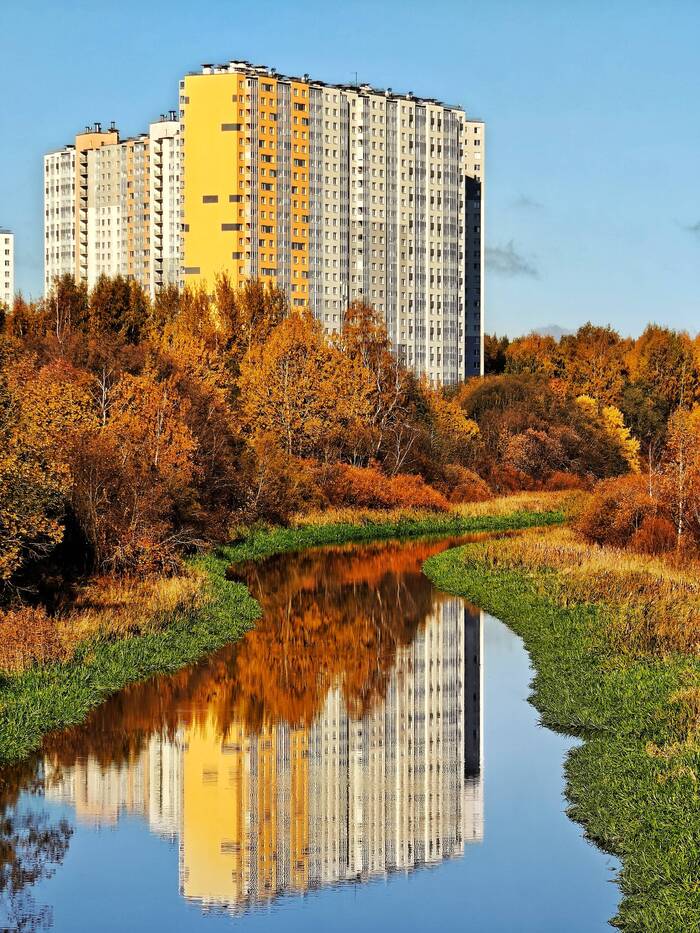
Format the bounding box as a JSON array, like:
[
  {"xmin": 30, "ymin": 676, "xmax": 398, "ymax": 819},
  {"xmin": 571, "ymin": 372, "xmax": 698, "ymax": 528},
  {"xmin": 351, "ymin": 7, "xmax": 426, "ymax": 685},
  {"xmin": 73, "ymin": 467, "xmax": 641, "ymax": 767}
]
[{"xmin": 0, "ymin": 535, "xmax": 620, "ymax": 931}]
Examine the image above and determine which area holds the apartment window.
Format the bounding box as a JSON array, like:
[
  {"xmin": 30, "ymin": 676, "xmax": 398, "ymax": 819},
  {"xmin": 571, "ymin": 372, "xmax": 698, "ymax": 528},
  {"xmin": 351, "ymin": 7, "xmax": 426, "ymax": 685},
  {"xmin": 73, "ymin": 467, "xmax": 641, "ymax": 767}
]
[
  {"xmin": 221, "ymin": 123, "xmax": 243, "ymax": 131},
  {"xmin": 202, "ymin": 195, "xmax": 218, "ymax": 203}
]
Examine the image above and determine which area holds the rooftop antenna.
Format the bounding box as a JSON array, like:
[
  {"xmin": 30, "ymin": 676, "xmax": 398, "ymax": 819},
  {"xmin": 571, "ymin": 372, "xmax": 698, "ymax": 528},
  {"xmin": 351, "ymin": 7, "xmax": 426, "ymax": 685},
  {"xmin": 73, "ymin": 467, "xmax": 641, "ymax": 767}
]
[{"xmin": 353, "ymin": 71, "xmax": 358, "ymax": 87}]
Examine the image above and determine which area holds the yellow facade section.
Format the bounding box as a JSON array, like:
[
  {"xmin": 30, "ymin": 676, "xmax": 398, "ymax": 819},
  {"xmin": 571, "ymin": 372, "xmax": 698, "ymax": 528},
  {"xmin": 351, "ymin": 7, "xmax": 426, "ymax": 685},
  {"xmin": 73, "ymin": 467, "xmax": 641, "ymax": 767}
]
[
  {"xmin": 181, "ymin": 72, "xmax": 248, "ymax": 289},
  {"xmin": 181, "ymin": 69, "xmax": 312, "ymax": 304},
  {"xmin": 180, "ymin": 710, "xmax": 311, "ymax": 907}
]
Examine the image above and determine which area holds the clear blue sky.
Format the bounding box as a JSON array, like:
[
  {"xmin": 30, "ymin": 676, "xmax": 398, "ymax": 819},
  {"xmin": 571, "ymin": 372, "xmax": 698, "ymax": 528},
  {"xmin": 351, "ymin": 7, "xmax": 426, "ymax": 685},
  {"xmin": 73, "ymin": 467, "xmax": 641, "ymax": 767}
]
[{"xmin": 1, "ymin": 0, "xmax": 698, "ymax": 336}]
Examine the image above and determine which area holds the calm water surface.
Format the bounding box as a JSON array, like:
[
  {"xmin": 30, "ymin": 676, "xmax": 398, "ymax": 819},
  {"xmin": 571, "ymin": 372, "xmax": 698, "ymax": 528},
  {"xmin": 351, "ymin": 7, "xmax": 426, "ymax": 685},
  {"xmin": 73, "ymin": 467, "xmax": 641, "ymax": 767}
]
[{"xmin": 0, "ymin": 536, "xmax": 620, "ymax": 931}]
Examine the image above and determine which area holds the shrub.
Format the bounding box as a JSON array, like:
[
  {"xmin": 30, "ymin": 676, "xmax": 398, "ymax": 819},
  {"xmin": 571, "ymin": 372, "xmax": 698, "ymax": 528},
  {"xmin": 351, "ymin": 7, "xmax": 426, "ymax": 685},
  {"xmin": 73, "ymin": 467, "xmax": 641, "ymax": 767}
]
[
  {"xmin": 576, "ymin": 475, "xmax": 662, "ymax": 548},
  {"xmin": 242, "ymin": 437, "xmax": 325, "ymax": 524},
  {"xmin": 488, "ymin": 463, "xmax": 538, "ymax": 494},
  {"xmin": 317, "ymin": 463, "xmax": 449, "ymax": 512},
  {"xmin": 434, "ymin": 464, "xmax": 493, "ymax": 504},
  {"xmin": 629, "ymin": 515, "xmax": 677, "ymax": 555},
  {"xmin": 544, "ymin": 470, "xmax": 589, "ymax": 492}
]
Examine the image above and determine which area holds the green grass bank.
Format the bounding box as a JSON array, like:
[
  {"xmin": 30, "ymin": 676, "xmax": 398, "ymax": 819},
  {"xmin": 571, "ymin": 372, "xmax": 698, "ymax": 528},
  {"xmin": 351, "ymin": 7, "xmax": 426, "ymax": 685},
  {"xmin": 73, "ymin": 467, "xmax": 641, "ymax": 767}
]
[
  {"xmin": 219, "ymin": 507, "xmax": 565, "ymax": 563},
  {"xmin": 0, "ymin": 506, "xmax": 563, "ymax": 765},
  {"xmin": 422, "ymin": 543, "xmax": 700, "ymax": 933}
]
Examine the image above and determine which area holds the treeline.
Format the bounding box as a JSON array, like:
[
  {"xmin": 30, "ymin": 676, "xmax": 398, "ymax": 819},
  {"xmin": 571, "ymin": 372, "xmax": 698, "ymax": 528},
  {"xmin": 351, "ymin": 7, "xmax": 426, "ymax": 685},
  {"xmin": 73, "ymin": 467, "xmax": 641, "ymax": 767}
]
[
  {"xmin": 0, "ymin": 275, "xmax": 664, "ymax": 606},
  {"xmin": 485, "ymin": 326, "xmax": 700, "ymax": 554},
  {"xmin": 0, "ymin": 274, "xmax": 475, "ymax": 601}
]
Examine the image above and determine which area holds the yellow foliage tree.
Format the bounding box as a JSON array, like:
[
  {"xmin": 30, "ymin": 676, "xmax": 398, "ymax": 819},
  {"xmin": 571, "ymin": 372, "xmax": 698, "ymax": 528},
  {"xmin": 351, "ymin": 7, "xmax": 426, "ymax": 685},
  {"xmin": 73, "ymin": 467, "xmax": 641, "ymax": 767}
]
[
  {"xmin": 239, "ymin": 309, "xmax": 372, "ymax": 459},
  {"xmin": 576, "ymin": 395, "xmax": 640, "ymax": 473},
  {"xmin": 0, "ymin": 362, "xmax": 67, "ymax": 587},
  {"xmin": 661, "ymin": 404, "xmax": 700, "ymax": 547}
]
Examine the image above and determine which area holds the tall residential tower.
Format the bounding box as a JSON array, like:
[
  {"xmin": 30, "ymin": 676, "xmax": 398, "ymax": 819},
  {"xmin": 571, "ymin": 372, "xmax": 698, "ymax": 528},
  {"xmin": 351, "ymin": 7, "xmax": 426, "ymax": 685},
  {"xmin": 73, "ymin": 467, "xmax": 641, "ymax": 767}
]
[{"xmin": 180, "ymin": 61, "xmax": 484, "ymax": 381}]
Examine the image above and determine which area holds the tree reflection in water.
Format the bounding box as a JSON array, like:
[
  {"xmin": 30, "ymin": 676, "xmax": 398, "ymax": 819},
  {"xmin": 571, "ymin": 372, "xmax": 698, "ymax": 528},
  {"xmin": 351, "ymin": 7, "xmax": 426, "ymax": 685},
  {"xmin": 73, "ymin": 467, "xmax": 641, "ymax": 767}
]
[
  {"xmin": 0, "ymin": 758, "xmax": 72, "ymax": 932},
  {"xmin": 46, "ymin": 536, "xmax": 467, "ymax": 765}
]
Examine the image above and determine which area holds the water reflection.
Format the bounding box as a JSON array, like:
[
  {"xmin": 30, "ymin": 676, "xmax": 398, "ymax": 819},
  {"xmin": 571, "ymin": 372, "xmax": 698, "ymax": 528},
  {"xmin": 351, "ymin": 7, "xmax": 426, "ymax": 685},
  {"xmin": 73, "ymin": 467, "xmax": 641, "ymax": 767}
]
[
  {"xmin": 38, "ymin": 539, "xmax": 484, "ymax": 916},
  {"xmin": 0, "ymin": 759, "xmax": 72, "ymax": 932}
]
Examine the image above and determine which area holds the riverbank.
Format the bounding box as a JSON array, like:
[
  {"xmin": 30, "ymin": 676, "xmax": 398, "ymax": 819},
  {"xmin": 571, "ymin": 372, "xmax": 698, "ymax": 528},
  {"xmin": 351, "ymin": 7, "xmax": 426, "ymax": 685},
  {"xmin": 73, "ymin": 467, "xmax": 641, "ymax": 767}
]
[
  {"xmin": 0, "ymin": 498, "xmax": 568, "ymax": 766},
  {"xmin": 220, "ymin": 497, "xmax": 568, "ymax": 563},
  {"xmin": 422, "ymin": 528, "xmax": 700, "ymax": 932}
]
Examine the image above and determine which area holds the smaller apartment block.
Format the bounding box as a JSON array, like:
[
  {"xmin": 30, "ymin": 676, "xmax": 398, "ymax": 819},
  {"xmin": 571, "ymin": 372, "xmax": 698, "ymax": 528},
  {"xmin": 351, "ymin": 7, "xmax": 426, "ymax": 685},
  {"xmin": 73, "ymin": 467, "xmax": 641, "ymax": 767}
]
[{"xmin": 44, "ymin": 116, "xmax": 180, "ymax": 298}]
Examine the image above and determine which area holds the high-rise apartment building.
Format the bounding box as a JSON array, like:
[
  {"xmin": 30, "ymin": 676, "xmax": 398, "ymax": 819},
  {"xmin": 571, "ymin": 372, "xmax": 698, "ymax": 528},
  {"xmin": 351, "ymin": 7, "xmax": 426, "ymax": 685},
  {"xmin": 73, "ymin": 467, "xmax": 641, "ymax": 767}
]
[
  {"xmin": 0, "ymin": 229, "xmax": 13, "ymax": 308},
  {"xmin": 180, "ymin": 61, "xmax": 484, "ymax": 381},
  {"xmin": 44, "ymin": 115, "xmax": 180, "ymax": 298},
  {"xmin": 44, "ymin": 62, "xmax": 484, "ymax": 381}
]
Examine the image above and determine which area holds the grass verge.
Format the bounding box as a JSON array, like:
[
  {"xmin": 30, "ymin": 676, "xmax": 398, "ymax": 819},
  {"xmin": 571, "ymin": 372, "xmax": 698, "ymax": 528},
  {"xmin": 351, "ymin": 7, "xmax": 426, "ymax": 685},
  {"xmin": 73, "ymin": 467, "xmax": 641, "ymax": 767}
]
[
  {"xmin": 423, "ymin": 534, "xmax": 700, "ymax": 932},
  {"xmin": 221, "ymin": 502, "xmax": 566, "ymax": 563},
  {"xmin": 0, "ymin": 499, "xmax": 566, "ymax": 766}
]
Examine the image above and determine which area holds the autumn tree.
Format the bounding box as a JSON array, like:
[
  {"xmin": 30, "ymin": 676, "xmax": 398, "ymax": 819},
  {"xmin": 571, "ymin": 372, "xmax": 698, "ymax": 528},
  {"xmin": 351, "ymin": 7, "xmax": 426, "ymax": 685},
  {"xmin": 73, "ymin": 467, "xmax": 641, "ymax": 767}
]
[
  {"xmin": 216, "ymin": 276, "xmax": 288, "ymax": 362},
  {"xmin": 147, "ymin": 283, "xmax": 181, "ymax": 336},
  {"xmin": 0, "ymin": 359, "xmax": 65, "ymax": 594},
  {"xmin": 239, "ymin": 308, "xmax": 371, "ymax": 461},
  {"xmin": 483, "ymin": 334, "xmax": 509, "ymax": 374},
  {"xmin": 70, "ymin": 371, "xmax": 200, "ymax": 574},
  {"xmin": 424, "ymin": 389, "xmax": 479, "ymax": 466},
  {"xmin": 558, "ymin": 323, "xmax": 629, "ymax": 405},
  {"xmin": 661, "ymin": 404, "xmax": 700, "ymax": 548},
  {"xmin": 337, "ymin": 302, "xmax": 431, "ymax": 471},
  {"xmin": 88, "ymin": 275, "xmax": 150, "ymax": 344},
  {"xmin": 45, "ymin": 274, "xmax": 89, "ymax": 342},
  {"xmin": 576, "ymin": 396, "xmax": 640, "ymax": 473},
  {"xmin": 505, "ymin": 332, "xmax": 559, "ymax": 378},
  {"xmin": 458, "ymin": 375, "xmax": 631, "ymax": 487},
  {"xmin": 628, "ymin": 325, "xmax": 699, "ymax": 413}
]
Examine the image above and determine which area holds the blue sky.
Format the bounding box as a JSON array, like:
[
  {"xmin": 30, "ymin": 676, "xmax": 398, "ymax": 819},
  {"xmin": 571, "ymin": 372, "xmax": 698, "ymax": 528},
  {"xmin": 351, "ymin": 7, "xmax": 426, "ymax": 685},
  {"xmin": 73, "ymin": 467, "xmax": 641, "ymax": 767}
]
[{"xmin": 1, "ymin": 0, "xmax": 698, "ymax": 336}]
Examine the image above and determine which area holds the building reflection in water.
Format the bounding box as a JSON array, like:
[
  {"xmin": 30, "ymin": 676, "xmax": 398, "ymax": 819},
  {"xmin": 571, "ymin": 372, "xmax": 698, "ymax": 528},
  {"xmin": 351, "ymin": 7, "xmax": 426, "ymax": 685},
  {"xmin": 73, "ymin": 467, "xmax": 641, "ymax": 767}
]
[{"xmin": 43, "ymin": 543, "xmax": 484, "ymax": 914}]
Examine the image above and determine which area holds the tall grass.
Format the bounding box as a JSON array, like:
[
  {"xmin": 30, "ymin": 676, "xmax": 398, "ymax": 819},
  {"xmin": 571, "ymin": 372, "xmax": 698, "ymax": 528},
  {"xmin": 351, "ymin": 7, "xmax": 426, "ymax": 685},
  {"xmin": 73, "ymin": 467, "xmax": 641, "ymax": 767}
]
[
  {"xmin": 468, "ymin": 526, "xmax": 700, "ymax": 655},
  {"xmin": 223, "ymin": 500, "xmax": 566, "ymax": 564},
  {"xmin": 0, "ymin": 566, "xmax": 260, "ymax": 764},
  {"xmin": 0, "ymin": 572, "xmax": 206, "ymax": 675},
  {"xmin": 292, "ymin": 489, "xmax": 581, "ymax": 529}
]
